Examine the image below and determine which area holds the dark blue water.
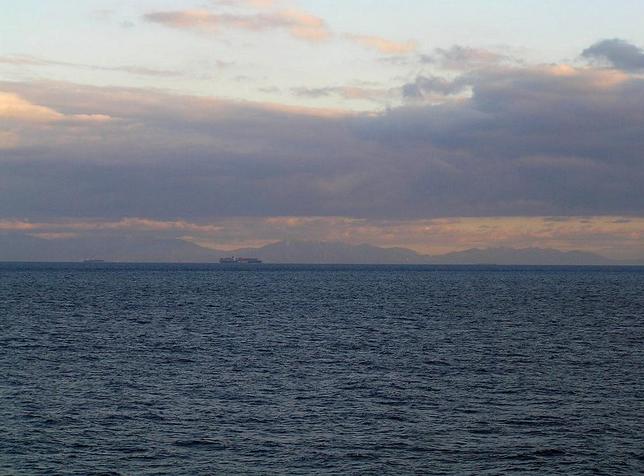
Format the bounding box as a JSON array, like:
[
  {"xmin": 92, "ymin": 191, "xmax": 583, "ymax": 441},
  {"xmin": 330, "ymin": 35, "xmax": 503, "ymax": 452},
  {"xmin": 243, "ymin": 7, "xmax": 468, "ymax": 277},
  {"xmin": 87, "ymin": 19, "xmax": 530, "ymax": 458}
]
[{"xmin": 1, "ymin": 264, "xmax": 642, "ymax": 475}]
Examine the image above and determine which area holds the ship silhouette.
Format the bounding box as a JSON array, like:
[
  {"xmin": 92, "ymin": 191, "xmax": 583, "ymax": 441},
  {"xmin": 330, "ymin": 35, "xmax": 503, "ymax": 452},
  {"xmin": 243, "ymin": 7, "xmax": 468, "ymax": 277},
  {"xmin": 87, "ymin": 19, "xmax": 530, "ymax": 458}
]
[{"xmin": 219, "ymin": 256, "xmax": 262, "ymax": 264}]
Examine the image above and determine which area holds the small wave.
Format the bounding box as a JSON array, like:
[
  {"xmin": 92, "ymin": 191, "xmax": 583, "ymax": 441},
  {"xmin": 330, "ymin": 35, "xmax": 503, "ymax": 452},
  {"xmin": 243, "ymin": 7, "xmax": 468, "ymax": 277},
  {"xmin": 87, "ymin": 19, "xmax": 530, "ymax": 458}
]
[
  {"xmin": 346, "ymin": 452, "xmax": 377, "ymax": 461},
  {"xmin": 507, "ymin": 448, "xmax": 566, "ymax": 460},
  {"xmin": 174, "ymin": 439, "xmax": 227, "ymax": 449},
  {"xmin": 533, "ymin": 448, "xmax": 566, "ymax": 457},
  {"xmin": 424, "ymin": 360, "xmax": 451, "ymax": 366}
]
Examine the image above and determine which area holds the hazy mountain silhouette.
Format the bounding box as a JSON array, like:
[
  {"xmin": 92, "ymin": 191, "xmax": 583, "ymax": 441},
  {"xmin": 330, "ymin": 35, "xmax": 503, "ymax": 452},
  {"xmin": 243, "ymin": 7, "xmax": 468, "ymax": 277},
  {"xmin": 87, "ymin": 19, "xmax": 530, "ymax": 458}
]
[
  {"xmin": 0, "ymin": 234, "xmax": 226, "ymax": 263},
  {"xmin": 428, "ymin": 247, "xmax": 616, "ymax": 265},
  {"xmin": 235, "ymin": 241, "xmax": 623, "ymax": 265},
  {"xmin": 233, "ymin": 240, "xmax": 424, "ymax": 264},
  {"xmin": 0, "ymin": 234, "xmax": 639, "ymax": 265}
]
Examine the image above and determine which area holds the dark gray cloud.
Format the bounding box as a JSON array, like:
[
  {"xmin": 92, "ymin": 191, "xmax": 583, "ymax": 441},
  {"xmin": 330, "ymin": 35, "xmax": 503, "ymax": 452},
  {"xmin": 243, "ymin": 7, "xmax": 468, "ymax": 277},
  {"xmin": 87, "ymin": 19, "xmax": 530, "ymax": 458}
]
[
  {"xmin": 2, "ymin": 58, "xmax": 644, "ymax": 221},
  {"xmin": 401, "ymin": 75, "xmax": 467, "ymax": 98},
  {"xmin": 582, "ymin": 39, "xmax": 644, "ymax": 71}
]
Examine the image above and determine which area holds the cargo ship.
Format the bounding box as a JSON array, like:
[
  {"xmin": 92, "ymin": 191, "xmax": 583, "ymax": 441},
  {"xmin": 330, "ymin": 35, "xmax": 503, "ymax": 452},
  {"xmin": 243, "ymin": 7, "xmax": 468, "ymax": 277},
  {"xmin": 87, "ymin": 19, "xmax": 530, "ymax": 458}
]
[{"xmin": 219, "ymin": 257, "xmax": 263, "ymax": 264}]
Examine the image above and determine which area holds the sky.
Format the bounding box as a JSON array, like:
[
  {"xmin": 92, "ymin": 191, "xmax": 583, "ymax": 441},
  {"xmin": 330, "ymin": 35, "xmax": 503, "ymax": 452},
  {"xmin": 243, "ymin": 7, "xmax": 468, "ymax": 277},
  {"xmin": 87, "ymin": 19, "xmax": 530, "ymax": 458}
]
[{"xmin": 1, "ymin": 0, "xmax": 644, "ymax": 259}]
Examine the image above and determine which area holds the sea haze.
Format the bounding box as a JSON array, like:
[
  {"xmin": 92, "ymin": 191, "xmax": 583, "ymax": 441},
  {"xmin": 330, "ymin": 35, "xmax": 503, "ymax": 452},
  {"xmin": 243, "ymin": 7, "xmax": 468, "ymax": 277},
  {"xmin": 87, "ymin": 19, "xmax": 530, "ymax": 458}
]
[
  {"xmin": 0, "ymin": 235, "xmax": 632, "ymax": 265},
  {"xmin": 1, "ymin": 263, "xmax": 643, "ymax": 474}
]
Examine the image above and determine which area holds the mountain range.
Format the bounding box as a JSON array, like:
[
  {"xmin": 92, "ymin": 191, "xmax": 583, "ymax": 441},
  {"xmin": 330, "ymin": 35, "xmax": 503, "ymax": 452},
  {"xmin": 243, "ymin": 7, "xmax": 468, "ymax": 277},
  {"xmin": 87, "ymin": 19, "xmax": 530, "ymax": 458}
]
[{"xmin": 1, "ymin": 233, "xmax": 641, "ymax": 265}]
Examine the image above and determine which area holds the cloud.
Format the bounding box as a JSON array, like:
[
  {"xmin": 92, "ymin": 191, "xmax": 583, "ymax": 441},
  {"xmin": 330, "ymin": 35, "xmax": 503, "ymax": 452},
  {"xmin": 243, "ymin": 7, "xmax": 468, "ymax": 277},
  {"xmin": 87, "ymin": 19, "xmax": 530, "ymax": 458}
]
[
  {"xmin": 582, "ymin": 38, "xmax": 644, "ymax": 71},
  {"xmin": 2, "ymin": 216, "xmax": 643, "ymax": 259},
  {"xmin": 29, "ymin": 232, "xmax": 80, "ymax": 240},
  {"xmin": 0, "ymin": 54, "xmax": 182, "ymax": 77},
  {"xmin": 0, "ymin": 91, "xmax": 111, "ymax": 124},
  {"xmin": 0, "ymin": 55, "xmax": 49, "ymax": 66},
  {"xmin": 345, "ymin": 34, "xmax": 417, "ymax": 55},
  {"xmin": 401, "ymin": 75, "xmax": 468, "ymax": 99},
  {"xmin": 421, "ymin": 45, "xmax": 510, "ymax": 70},
  {"xmin": 0, "ymin": 131, "xmax": 19, "ymax": 149},
  {"xmin": 0, "ymin": 91, "xmax": 65, "ymax": 122},
  {"xmin": 144, "ymin": 8, "xmax": 330, "ymax": 42},
  {"xmin": 0, "ymin": 90, "xmax": 110, "ymax": 153},
  {"xmin": 1, "ymin": 52, "xmax": 644, "ymax": 223},
  {"xmin": 292, "ymin": 85, "xmax": 392, "ymax": 102},
  {"xmin": 144, "ymin": 7, "xmax": 414, "ymax": 52},
  {"xmin": 0, "ymin": 218, "xmax": 223, "ymax": 234},
  {"xmin": 104, "ymin": 65, "xmax": 181, "ymax": 77}
]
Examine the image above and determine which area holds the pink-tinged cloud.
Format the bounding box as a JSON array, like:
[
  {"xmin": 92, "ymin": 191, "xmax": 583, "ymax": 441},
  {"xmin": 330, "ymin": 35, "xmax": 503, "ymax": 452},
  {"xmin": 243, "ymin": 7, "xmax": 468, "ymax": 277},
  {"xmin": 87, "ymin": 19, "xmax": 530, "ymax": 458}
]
[
  {"xmin": 0, "ymin": 131, "xmax": 19, "ymax": 149},
  {"xmin": 0, "ymin": 55, "xmax": 50, "ymax": 66},
  {"xmin": 280, "ymin": 9, "xmax": 330, "ymax": 41},
  {"xmin": 0, "ymin": 91, "xmax": 111, "ymax": 124},
  {"xmin": 2, "ymin": 216, "xmax": 643, "ymax": 260},
  {"xmin": 0, "ymin": 220, "xmax": 41, "ymax": 231},
  {"xmin": 0, "ymin": 92, "xmax": 64, "ymax": 122},
  {"xmin": 144, "ymin": 8, "xmax": 330, "ymax": 42},
  {"xmin": 345, "ymin": 34, "xmax": 417, "ymax": 55},
  {"xmin": 0, "ymin": 218, "xmax": 223, "ymax": 234},
  {"xmin": 29, "ymin": 232, "xmax": 80, "ymax": 240}
]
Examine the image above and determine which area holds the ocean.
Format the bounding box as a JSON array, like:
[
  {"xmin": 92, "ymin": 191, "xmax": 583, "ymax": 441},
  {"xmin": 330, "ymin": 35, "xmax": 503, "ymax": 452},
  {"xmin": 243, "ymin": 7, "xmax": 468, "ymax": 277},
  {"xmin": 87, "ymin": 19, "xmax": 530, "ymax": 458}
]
[{"xmin": 1, "ymin": 263, "xmax": 642, "ymax": 475}]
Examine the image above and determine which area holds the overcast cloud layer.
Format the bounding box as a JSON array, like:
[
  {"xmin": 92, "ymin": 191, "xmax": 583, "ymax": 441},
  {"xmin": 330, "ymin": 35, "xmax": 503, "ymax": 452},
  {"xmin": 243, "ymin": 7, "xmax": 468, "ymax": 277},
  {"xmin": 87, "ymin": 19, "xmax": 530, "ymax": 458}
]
[
  {"xmin": 2, "ymin": 0, "xmax": 644, "ymax": 258},
  {"xmin": 1, "ymin": 52, "xmax": 644, "ymax": 222}
]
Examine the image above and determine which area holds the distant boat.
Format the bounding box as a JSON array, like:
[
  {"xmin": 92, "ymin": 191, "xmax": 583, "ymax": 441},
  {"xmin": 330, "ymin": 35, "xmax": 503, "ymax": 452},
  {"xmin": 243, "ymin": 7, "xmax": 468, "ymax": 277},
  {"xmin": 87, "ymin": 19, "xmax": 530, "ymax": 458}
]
[
  {"xmin": 82, "ymin": 259, "xmax": 105, "ymax": 263},
  {"xmin": 219, "ymin": 257, "xmax": 262, "ymax": 264}
]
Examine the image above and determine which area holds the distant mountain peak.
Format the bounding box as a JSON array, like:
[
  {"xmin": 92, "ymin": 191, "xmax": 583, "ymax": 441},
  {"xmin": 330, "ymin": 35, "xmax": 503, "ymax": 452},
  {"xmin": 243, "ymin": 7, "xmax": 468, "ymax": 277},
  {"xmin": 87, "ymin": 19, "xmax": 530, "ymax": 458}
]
[
  {"xmin": 0, "ymin": 233, "xmax": 634, "ymax": 264},
  {"xmin": 430, "ymin": 246, "xmax": 614, "ymax": 265}
]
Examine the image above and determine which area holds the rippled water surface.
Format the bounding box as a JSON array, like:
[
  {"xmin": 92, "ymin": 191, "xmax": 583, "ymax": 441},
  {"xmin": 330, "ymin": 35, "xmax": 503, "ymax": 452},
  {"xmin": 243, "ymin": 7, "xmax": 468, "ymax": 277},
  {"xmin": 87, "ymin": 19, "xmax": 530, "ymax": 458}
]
[{"xmin": 1, "ymin": 263, "xmax": 643, "ymax": 475}]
